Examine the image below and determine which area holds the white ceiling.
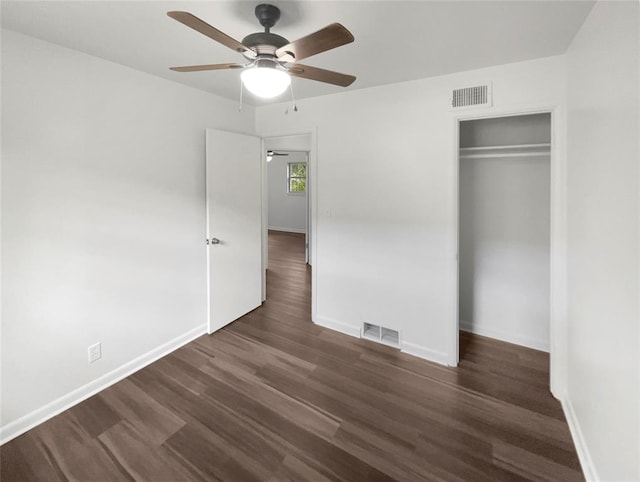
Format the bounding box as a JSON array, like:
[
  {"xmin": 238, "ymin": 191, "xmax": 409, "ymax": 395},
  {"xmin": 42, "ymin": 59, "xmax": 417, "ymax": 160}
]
[{"xmin": 1, "ymin": 1, "xmax": 594, "ymax": 105}]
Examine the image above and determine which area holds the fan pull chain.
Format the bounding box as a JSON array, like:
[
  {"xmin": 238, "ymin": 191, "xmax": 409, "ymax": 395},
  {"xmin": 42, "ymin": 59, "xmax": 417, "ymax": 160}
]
[
  {"xmin": 238, "ymin": 80, "xmax": 244, "ymax": 112},
  {"xmin": 286, "ymin": 82, "xmax": 298, "ymax": 114}
]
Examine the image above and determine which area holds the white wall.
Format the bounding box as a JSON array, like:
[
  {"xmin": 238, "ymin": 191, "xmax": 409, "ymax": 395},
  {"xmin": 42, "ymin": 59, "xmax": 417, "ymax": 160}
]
[
  {"xmin": 0, "ymin": 30, "xmax": 255, "ymax": 441},
  {"xmin": 459, "ymin": 113, "xmax": 552, "ymax": 147},
  {"xmin": 264, "ymin": 135, "xmax": 312, "ymax": 153},
  {"xmin": 565, "ymin": 2, "xmax": 639, "ymax": 481},
  {"xmin": 459, "ymin": 155, "xmax": 550, "ymax": 351},
  {"xmin": 256, "ymin": 55, "xmax": 566, "ymax": 364},
  {"xmin": 267, "ymin": 151, "xmax": 307, "ymax": 233}
]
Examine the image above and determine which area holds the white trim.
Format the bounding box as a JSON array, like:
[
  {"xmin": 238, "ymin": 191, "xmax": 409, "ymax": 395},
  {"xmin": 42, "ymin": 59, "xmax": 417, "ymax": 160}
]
[
  {"xmin": 459, "ymin": 322, "xmax": 549, "ymax": 352},
  {"xmin": 260, "ymin": 127, "xmax": 318, "ymax": 323},
  {"xmin": 0, "ymin": 324, "xmax": 206, "ymax": 445},
  {"xmin": 450, "ymin": 114, "xmax": 461, "ymax": 367},
  {"xmin": 261, "ymin": 137, "xmax": 269, "ymax": 302},
  {"xmin": 561, "ymin": 397, "xmax": 599, "ymax": 482},
  {"xmin": 268, "ymin": 226, "xmax": 306, "ymax": 234},
  {"xmin": 548, "ymin": 105, "xmax": 568, "ymax": 400},
  {"xmin": 401, "ymin": 341, "xmax": 450, "ymax": 366},
  {"xmin": 314, "ymin": 315, "xmax": 360, "ymax": 338},
  {"xmin": 362, "ymin": 333, "xmax": 401, "ymax": 349},
  {"xmin": 315, "ymin": 316, "xmax": 449, "ymax": 367},
  {"xmin": 310, "ymin": 129, "xmax": 317, "ymax": 319},
  {"xmin": 205, "ymin": 130, "xmax": 213, "ymax": 326},
  {"xmin": 450, "ymin": 104, "xmax": 567, "ymax": 398}
]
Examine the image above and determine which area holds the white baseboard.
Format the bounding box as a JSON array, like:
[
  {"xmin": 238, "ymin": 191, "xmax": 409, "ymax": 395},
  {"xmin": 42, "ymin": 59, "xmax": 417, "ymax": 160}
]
[
  {"xmin": 459, "ymin": 320, "xmax": 550, "ymax": 352},
  {"xmin": 401, "ymin": 341, "xmax": 450, "ymax": 366},
  {"xmin": 268, "ymin": 226, "xmax": 306, "ymax": 234},
  {"xmin": 0, "ymin": 324, "xmax": 206, "ymax": 445},
  {"xmin": 561, "ymin": 397, "xmax": 598, "ymax": 482},
  {"xmin": 314, "ymin": 315, "xmax": 360, "ymax": 338},
  {"xmin": 315, "ymin": 315, "xmax": 450, "ymax": 367}
]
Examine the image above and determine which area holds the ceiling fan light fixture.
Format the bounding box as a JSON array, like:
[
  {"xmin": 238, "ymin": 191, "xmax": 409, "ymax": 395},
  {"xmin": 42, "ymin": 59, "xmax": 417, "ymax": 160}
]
[
  {"xmin": 241, "ymin": 60, "xmax": 291, "ymax": 99},
  {"xmin": 168, "ymin": 7, "xmax": 356, "ymax": 96}
]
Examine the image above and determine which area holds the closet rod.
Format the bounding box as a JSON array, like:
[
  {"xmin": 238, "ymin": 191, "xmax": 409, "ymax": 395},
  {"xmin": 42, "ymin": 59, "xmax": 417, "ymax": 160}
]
[{"xmin": 460, "ymin": 151, "xmax": 550, "ymax": 160}]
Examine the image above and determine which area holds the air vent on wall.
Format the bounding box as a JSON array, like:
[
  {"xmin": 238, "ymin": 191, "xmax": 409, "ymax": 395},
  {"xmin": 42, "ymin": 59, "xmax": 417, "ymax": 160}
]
[{"xmin": 452, "ymin": 84, "xmax": 492, "ymax": 108}]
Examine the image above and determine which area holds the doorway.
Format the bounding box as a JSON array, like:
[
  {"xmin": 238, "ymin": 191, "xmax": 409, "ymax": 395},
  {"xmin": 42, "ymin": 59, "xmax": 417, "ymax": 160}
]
[
  {"xmin": 266, "ymin": 150, "xmax": 309, "ymax": 261},
  {"xmin": 457, "ymin": 113, "xmax": 552, "ymax": 361},
  {"xmin": 261, "ymin": 132, "xmax": 315, "ymax": 318}
]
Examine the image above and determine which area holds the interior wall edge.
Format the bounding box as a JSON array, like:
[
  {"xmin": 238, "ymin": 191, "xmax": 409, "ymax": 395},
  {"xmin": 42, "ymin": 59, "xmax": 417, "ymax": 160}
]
[
  {"xmin": 548, "ymin": 100, "xmax": 568, "ymax": 401},
  {"xmin": 0, "ymin": 324, "xmax": 206, "ymax": 446}
]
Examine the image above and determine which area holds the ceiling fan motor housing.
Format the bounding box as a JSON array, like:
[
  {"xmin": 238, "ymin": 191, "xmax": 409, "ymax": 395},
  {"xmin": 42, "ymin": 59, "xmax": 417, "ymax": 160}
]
[
  {"xmin": 255, "ymin": 4, "xmax": 281, "ymax": 30},
  {"xmin": 242, "ymin": 4, "xmax": 289, "ymax": 57},
  {"xmin": 242, "ymin": 32, "xmax": 289, "ymax": 54}
]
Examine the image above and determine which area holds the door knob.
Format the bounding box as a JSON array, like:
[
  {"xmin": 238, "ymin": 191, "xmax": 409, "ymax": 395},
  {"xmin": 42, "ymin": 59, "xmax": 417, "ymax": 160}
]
[{"xmin": 210, "ymin": 238, "xmax": 220, "ymax": 245}]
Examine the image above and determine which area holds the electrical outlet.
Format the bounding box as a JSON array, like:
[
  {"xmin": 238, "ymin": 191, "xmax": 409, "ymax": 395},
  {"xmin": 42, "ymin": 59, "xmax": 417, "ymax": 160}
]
[{"xmin": 88, "ymin": 342, "xmax": 101, "ymax": 363}]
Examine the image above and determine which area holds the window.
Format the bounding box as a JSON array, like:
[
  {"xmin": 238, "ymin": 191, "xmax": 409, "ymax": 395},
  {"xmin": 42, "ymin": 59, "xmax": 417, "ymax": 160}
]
[{"xmin": 287, "ymin": 162, "xmax": 306, "ymax": 193}]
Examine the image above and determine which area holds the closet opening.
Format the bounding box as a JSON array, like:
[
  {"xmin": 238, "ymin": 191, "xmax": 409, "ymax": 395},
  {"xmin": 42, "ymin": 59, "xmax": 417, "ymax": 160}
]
[{"xmin": 457, "ymin": 113, "xmax": 552, "ymax": 367}]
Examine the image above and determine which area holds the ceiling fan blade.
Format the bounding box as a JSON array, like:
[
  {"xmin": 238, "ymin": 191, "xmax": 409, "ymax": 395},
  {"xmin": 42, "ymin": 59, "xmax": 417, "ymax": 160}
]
[
  {"xmin": 167, "ymin": 11, "xmax": 256, "ymax": 58},
  {"xmin": 288, "ymin": 64, "xmax": 356, "ymax": 87},
  {"xmin": 276, "ymin": 23, "xmax": 354, "ymax": 62},
  {"xmin": 170, "ymin": 63, "xmax": 244, "ymax": 72}
]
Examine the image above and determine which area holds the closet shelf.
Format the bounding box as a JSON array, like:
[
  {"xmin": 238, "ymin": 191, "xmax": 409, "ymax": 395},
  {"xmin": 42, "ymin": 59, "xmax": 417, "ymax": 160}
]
[
  {"xmin": 459, "ymin": 143, "xmax": 550, "ymax": 160},
  {"xmin": 459, "ymin": 143, "xmax": 550, "ymax": 151}
]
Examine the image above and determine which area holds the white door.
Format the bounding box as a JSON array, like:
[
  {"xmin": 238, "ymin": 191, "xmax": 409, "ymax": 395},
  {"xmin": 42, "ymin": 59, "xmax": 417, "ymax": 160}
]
[{"xmin": 206, "ymin": 129, "xmax": 262, "ymax": 334}]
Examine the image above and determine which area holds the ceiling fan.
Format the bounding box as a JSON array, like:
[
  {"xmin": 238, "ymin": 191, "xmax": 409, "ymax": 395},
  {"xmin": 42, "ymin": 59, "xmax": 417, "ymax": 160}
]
[
  {"xmin": 266, "ymin": 150, "xmax": 288, "ymax": 161},
  {"xmin": 167, "ymin": 4, "xmax": 356, "ymax": 99}
]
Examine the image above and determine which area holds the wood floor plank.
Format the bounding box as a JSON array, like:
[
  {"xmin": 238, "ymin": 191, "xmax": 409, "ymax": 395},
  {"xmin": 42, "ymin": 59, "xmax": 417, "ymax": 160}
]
[
  {"xmin": 97, "ymin": 378, "xmax": 186, "ymax": 445},
  {"xmin": 0, "ymin": 433, "xmax": 67, "ymax": 482},
  {"xmin": 0, "ymin": 231, "xmax": 584, "ymax": 481},
  {"xmin": 97, "ymin": 420, "xmax": 199, "ymax": 481},
  {"xmin": 19, "ymin": 410, "xmax": 133, "ymax": 481},
  {"xmin": 267, "ymin": 453, "xmax": 335, "ymax": 482}
]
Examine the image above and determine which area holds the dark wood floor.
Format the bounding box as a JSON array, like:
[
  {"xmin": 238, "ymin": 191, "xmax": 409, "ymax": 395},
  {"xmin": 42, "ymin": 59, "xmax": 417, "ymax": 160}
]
[{"xmin": 1, "ymin": 230, "xmax": 583, "ymax": 481}]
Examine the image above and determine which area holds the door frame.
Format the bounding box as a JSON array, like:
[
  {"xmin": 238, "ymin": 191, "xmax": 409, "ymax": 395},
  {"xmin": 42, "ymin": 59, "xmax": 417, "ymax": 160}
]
[
  {"xmin": 259, "ymin": 128, "xmax": 318, "ymax": 321},
  {"xmin": 450, "ymin": 105, "xmax": 567, "ymax": 399}
]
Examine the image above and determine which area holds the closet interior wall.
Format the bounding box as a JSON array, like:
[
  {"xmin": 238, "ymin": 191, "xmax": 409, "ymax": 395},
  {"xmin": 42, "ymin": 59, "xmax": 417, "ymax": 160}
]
[{"xmin": 459, "ymin": 113, "xmax": 551, "ymax": 351}]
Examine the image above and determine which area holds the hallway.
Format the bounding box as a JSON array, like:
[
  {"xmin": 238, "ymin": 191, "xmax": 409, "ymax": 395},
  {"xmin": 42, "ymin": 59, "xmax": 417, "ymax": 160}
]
[{"xmin": 264, "ymin": 230, "xmax": 311, "ymax": 325}]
